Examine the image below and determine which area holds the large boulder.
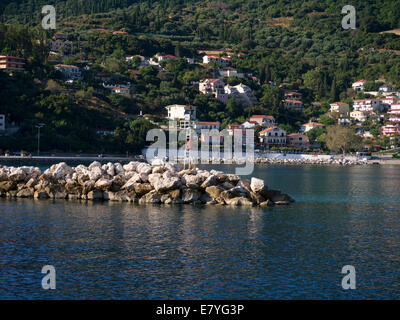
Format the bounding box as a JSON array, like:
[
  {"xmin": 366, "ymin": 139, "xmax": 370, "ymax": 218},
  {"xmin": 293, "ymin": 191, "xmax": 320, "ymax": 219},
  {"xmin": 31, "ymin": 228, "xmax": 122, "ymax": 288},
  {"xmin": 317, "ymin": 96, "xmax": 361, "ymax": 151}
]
[
  {"xmin": 161, "ymin": 189, "xmax": 182, "ymax": 204},
  {"xmin": 0, "ymin": 181, "xmax": 17, "ymax": 192},
  {"xmin": 205, "ymin": 186, "xmax": 224, "ymax": 200},
  {"xmin": 121, "ymin": 173, "xmax": 142, "ymax": 191},
  {"xmin": 50, "ymin": 162, "xmax": 73, "ymax": 179},
  {"xmin": 182, "ymin": 188, "xmax": 201, "ymax": 203},
  {"xmin": 87, "ymin": 190, "xmax": 104, "ymax": 200},
  {"xmin": 9, "ymin": 168, "xmax": 27, "ymax": 183},
  {"xmin": 136, "ymin": 163, "xmax": 152, "ymax": 175},
  {"xmin": 200, "ymin": 175, "xmax": 217, "ymax": 188},
  {"xmin": 123, "ymin": 161, "xmax": 139, "ymax": 172},
  {"xmin": 183, "ymin": 174, "xmax": 204, "ymax": 189},
  {"xmin": 139, "ymin": 190, "xmax": 161, "ymax": 204},
  {"xmin": 250, "ymin": 177, "xmax": 267, "ymax": 193},
  {"xmin": 225, "ymin": 197, "xmax": 254, "ymax": 206},
  {"xmin": 95, "ymin": 178, "xmax": 112, "ymax": 191},
  {"xmin": 133, "ymin": 183, "xmax": 153, "ymax": 196},
  {"xmin": 17, "ymin": 188, "xmax": 34, "ymax": 198}
]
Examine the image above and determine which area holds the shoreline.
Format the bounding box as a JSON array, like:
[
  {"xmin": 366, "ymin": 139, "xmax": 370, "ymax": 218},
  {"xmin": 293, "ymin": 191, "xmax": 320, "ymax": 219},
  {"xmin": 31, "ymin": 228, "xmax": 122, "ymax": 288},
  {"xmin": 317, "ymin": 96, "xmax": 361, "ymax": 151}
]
[{"xmin": 1, "ymin": 155, "xmax": 400, "ymax": 166}]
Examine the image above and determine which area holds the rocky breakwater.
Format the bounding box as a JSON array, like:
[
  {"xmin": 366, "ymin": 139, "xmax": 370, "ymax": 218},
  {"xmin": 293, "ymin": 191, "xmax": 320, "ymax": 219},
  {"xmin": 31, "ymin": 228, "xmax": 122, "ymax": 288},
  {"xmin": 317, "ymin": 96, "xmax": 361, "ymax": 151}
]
[{"xmin": 0, "ymin": 162, "xmax": 294, "ymax": 207}]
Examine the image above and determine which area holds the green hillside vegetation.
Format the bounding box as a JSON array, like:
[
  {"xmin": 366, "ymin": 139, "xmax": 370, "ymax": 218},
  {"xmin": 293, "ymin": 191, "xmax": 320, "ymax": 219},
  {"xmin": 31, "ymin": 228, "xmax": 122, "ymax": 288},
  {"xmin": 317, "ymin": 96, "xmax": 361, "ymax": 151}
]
[{"xmin": 0, "ymin": 0, "xmax": 400, "ymax": 154}]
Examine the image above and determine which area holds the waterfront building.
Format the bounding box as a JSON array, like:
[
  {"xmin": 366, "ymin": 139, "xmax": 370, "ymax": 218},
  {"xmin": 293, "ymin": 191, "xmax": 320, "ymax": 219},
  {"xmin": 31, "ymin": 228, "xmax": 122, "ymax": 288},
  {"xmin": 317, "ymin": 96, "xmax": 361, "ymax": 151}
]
[
  {"xmin": 259, "ymin": 126, "xmax": 287, "ymax": 146},
  {"xmin": 287, "ymin": 133, "xmax": 309, "ymax": 149}
]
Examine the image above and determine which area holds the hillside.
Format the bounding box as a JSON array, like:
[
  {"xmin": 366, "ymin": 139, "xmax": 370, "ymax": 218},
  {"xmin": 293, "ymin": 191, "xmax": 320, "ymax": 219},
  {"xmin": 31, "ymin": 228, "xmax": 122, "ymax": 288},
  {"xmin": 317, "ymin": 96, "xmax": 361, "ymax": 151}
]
[{"xmin": 1, "ymin": 0, "xmax": 400, "ymax": 154}]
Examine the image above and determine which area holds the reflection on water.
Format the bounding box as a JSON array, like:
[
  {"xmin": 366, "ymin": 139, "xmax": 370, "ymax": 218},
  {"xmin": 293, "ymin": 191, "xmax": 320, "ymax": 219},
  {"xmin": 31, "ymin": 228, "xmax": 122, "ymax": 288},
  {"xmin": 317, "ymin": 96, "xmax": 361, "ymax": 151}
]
[{"xmin": 0, "ymin": 165, "xmax": 400, "ymax": 299}]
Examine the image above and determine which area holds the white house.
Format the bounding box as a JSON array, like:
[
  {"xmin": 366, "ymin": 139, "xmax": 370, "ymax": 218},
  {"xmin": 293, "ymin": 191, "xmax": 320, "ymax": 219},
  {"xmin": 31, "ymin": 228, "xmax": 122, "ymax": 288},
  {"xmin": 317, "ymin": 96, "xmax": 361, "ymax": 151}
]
[
  {"xmin": 126, "ymin": 55, "xmax": 150, "ymax": 67},
  {"xmin": 55, "ymin": 64, "xmax": 81, "ymax": 79},
  {"xmin": 300, "ymin": 122, "xmax": 325, "ymax": 133},
  {"xmin": 241, "ymin": 121, "xmax": 258, "ymax": 129},
  {"xmin": 259, "ymin": 126, "xmax": 287, "ymax": 146},
  {"xmin": 389, "ymin": 103, "xmax": 400, "ymax": 116},
  {"xmin": 199, "ymin": 79, "xmax": 228, "ymax": 104},
  {"xmin": 249, "ymin": 115, "xmax": 275, "ymax": 127},
  {"xmin": 0, "ymin": 114, "xmax": 5, "ymax": 131},
  {"xmin": 381, "ymin": 95, "xmax": 399, "ymax": 108},
  {"xmin": 353, "ymin": 99, "xmax": 383, "ymax": 112},
  {"xmin": 338, "ymin": 116, "xmax": 351, "ymax": 126},
  {"xmin": 283, "ymin": 99, "xmax": 303, "ymax": 112},
  {"xmin": 379, "ymin": 85, "xmax": 393, "ymax": 92},
  {"xmin": 350, "ymin": 110, "xmax": 369, "ymax": 122},
  {"xmin": 225, "ymin": 84, "xmax": 258, "ymax": 107},
  {"xmin": 166, "ymin": 105, "xmax": 197, "ymax": 121},
  {"xmin": 352, "ymin": 79, "xmax": 367, "ymax": 91},
  {"xmin": 155, "ymin": 54, "xmax": 177, "ymax": 62},
  {"xmin": 111, "ymin": 86, "xmax": 130, "ymax": 95},
  {"xmin": 218, "ymin": 67, "xmax": 244, "ymax": 78},
  {"xmin": 202, "ymin": 55, "xmax": 230, "ymax": 67},
  {"xmin": 330, "ymin": 102, "xmax": 349, "ymax": 116}
]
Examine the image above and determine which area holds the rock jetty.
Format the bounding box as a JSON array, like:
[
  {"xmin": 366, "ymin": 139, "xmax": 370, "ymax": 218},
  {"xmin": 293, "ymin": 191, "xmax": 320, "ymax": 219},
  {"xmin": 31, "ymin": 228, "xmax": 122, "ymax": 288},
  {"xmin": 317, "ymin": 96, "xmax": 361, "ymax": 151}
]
[
  {"xmin": 0, "ymin": 162, "xmax": 294, "ymax": 206},
  {"xmin": 253, "ymin": 157, "xmax": 369, "ymax": 166}
]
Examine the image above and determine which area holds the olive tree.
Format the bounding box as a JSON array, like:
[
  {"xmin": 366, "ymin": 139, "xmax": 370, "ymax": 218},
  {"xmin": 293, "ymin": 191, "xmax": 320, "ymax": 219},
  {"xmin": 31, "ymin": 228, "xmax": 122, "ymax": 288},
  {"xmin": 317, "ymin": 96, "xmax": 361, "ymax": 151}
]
[{"xmin": 324, "ymin": 126, "xmax": 363, "ymax": 155}]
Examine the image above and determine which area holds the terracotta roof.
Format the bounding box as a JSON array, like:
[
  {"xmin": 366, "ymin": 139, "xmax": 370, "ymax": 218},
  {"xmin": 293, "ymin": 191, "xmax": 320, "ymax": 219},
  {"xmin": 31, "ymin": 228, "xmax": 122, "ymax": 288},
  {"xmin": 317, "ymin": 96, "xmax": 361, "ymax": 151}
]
[
  {"xmin": 55, "ymin": 64, "xmax": 79, "ymax": 69},
  {"xmin": 0, "ymin": 55, "xmax": 25, "ymax": 60},
  {"xmin": 260, "ymin": 126, "xmax": 280, "ymax": 134},
  {"xmin": 331, "ymin": 102, "xmax": 349, "ymax": 105},
  {"xmin": 250, "ymin": 115, "xmax": 274, "ymax": 119},
  {"xmin": 286, "ymin": 91, "xmax": 302, "ymax": 95},
  {"xmin": 197, "ymin": 121, "xmax": 220, "ymax": 125},
  {"xmin": 304, "ymin": 122, "xmax": 324, "ymax": 127},
  {"xmin": 284, "ymin": 99, "xmax": 303, "ymax": 104}
]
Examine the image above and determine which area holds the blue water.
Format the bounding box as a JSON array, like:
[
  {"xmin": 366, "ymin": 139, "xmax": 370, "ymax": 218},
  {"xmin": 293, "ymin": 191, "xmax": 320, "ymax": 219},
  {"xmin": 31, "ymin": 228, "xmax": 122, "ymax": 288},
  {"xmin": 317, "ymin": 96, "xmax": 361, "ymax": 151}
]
[{"xmin": 0, "ymin": 164, "xmax": 399, "ymax": 299}]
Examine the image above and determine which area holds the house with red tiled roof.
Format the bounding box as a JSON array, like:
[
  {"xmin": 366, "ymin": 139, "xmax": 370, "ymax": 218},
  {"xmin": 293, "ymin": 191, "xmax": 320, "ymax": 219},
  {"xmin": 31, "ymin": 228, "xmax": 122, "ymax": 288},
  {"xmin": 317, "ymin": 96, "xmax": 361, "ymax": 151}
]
[
  {"xmin": 54, "ymin": 64, "xmax": 81, "ymax": 79},
  {"xmin": 352, "ymin": 79, "xmax": 367, "ymax": 91},
  {"xmin": 112, "ymin": 30, "xmax": 128, "ymax": 35},
  {"xmin": 55, "ymin": 32, "xmax": 66, "ymax": 39},
  {"xmin": 249, "ymin": 115, "xmax": 276, "ymax": 127},
  {"xmin": 283, "ymin": 99, "xmax": 303, "ymax": 112},
  {"xmin": 202, "ymin": 55, "xmax": 230, "ymax": 67},
  {"xmin": 259, "ymin": 126, "xmax": 287, "ymax": 146},
  {"xmin": 287, "ymin": 133, "xmax": 309, "ymax": 149}
]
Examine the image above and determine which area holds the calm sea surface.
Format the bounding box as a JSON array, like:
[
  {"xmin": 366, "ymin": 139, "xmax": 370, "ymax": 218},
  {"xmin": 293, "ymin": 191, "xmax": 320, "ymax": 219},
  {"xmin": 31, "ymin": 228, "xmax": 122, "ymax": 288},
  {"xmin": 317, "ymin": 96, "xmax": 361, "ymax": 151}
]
[{"xmin": 0, "ymin": 164, "xmax": 399, "ymax": 299}]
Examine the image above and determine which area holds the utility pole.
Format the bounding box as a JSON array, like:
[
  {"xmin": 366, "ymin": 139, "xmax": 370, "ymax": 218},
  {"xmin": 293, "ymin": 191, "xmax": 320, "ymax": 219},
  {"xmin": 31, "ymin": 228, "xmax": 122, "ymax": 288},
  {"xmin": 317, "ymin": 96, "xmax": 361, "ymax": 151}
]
[{"xmin": 35, "ymin": 123, "xmax": 45, "ymax": 156}]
